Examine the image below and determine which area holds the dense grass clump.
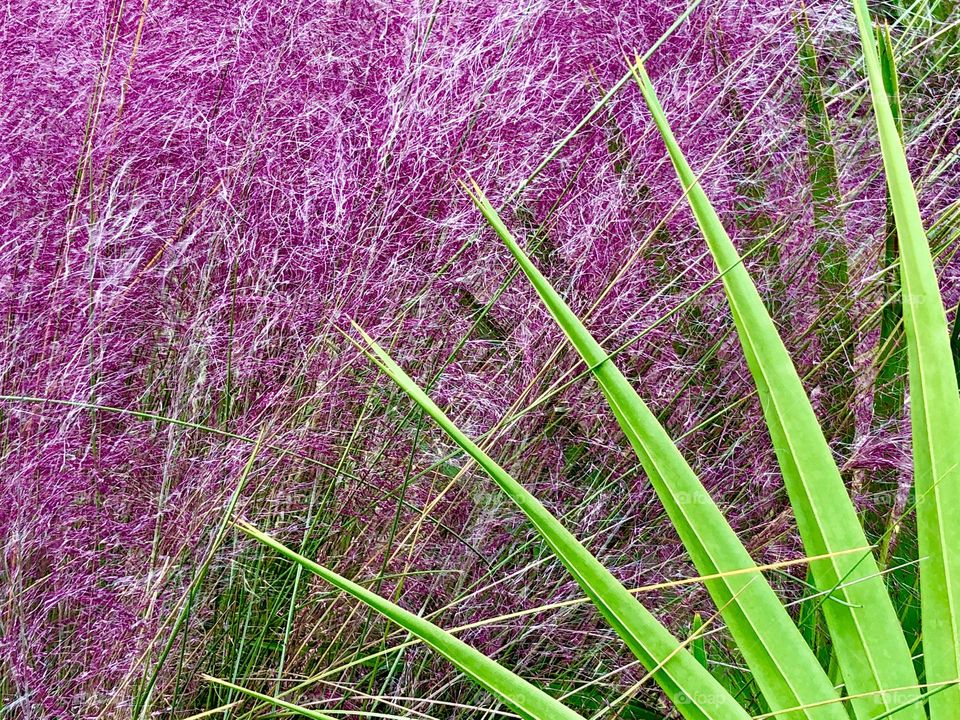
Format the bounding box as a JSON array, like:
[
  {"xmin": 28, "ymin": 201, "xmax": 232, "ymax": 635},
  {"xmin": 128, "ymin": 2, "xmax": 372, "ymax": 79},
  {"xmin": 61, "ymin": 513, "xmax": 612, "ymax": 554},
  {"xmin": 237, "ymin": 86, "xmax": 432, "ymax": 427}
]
[{"xmin": 1, "ymin": 0, "xmax": 958, "ymax": 717}]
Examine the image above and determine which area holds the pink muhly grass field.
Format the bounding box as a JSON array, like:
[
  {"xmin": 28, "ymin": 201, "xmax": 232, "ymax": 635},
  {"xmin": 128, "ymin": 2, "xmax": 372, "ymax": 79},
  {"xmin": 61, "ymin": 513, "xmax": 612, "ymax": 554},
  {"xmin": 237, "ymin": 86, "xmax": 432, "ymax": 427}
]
[{"xmin": 1, "ymin": 0, "xmax": 958, "ymax": 716}]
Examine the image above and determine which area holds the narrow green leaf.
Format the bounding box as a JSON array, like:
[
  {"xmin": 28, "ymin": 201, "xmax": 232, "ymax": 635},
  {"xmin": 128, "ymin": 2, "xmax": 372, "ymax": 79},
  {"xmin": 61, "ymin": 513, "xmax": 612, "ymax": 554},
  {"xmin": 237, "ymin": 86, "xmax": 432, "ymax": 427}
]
[
  {"xmin": 235, "ymin": 521, "xmax": 587, "ymax": 720},
  {"xmin": 853, "ymin": 1, "xmax": 960, "ymax": 717},
  {"xmin": 872, "ymin": 680, "xmax": 960, "ymax": 720},
  {"xmin": 690, "ymin": 614, "xmax": 707, "ymax": 669},
  {"xmin": 350, "ymin": 325, "xmax": 750, "ymax": 720},
  {"xmin": 201, "ymin": 674, "xmax": 336, "ymax": 720},
  {"xmin": 796, "ymin": 8, "xmax": 853, "ymax": 446},
  {"xmin": 951, "ymin": 309, "xmax": 960, "ymax": 387},
  {"xmin": 464, "ymin": 182, "xmax": 845, "ymax": 720},
  {"xmin": 871, "ymin": 20, "xmax": 909, "ymax": 576},
  {"xmin": 796, "ymin": 10, "xmax": 845, "ymax": 239},
  {"xmin": 876, "ymin": 20, "xmax": 903, "ymax": 141},
  {"xmin": 630, "ymin": 54, "xmax": 921, "ymax": 720},
  {"xmin": 874, "ymin": 19, "xmax": 908, "ymax": 423}
]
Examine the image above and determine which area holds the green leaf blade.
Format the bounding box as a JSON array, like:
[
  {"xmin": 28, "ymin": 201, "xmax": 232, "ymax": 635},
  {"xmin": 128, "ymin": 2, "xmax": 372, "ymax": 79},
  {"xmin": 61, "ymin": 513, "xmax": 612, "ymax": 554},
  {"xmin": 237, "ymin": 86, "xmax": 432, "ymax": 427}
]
[
  {"xmin": 201, "ymin": 675, "xmax": 337, "ymax": 720},
  {"xmin": 796, "ymin": 8, "xmax": 854, "ymax": 446},
  {"xmin": 236, "ymin": 521, "xmax": 587, "ymax": 720},
  {"xmin": 352, "ymin": 325, "xmax": 751, "ymax": 720},
  {"xmin": 465, "ymin": 185, "xmax": 846, "ymax": 720},
  {"xmin": 853, "ymin": 1, "xmax": 960, "ymax": 717},
  {"xmin": 874, "ymin": 20, "xmax": 908, "ymax": 424},
  {"xmin": 630, "ymin": 55, "xmax": 922, "ymax": 720}
]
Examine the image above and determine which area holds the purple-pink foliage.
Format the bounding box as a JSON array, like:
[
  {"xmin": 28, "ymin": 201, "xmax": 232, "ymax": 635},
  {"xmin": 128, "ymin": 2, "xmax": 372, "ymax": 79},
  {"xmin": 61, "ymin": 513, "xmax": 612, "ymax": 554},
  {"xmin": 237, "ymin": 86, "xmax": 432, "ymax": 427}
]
[{"xmin": 1, "ymin": 0, "xmax": 956, "ymax": 715}]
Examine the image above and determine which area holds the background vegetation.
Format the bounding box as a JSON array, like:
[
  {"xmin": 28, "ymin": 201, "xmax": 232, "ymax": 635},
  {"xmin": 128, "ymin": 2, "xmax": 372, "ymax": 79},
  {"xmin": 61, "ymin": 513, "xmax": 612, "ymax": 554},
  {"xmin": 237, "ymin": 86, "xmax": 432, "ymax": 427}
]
[{"xmin": 1, "ymin": 0, "xmax": 958, "ymax": 717}]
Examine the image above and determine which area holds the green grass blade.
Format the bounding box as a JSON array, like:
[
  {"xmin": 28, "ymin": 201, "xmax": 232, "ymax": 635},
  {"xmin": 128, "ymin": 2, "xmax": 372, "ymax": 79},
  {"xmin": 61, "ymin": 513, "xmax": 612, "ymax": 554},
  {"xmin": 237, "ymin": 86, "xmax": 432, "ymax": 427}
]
[
  {"xmin": 871, "ymin": 19, "xmax": 909, "ymax": 575},
  {"xmin": 796, "ymin": 8, "xmax": 854, "ymax": 446},
  {"xmin": 796, "ymin": 10, "xmax": 845, "ymax": 240},
  {"xmin": 630, "ymin": 56, "xmax": 922, "ymax": 720},
  {"xmin": 201, "ymin": 675, "xmax": 337, "ymax": 720},
  {"xmin": 463, "ymin": 184, "xmax": 845, "ymax": 720},
  {"xmin": 349, "ymin": 325, "xmax": 750, "ymax": 720},
  {"xmin": 235, "ymin": 521, "xmax": 587, "ymax": 720},
  {"xmin": 133, "ymin": 432, "xmax": 266, "ymax": 719},
  {"xmin": 951, "ymin": 309, "xmax": 960, "ymax": 386},
  {"xmin": 874, "ymin": 19, "xmax": 908, "ymax": 423},
  {"xmin": 853, "ymin": 1, "xmax": 960, "ymax": 716},
  {"xmin": 690, "ymin": 614, "xmax": 707, "ymax": 669}
]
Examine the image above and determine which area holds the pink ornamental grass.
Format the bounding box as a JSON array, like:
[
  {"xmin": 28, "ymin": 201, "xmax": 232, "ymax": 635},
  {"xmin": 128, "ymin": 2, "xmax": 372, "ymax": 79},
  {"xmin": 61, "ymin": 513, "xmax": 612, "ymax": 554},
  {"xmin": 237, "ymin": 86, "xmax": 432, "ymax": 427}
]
[{"xmin": 1, "ymin": 0, "xmax": 958, "ymax": 715}]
